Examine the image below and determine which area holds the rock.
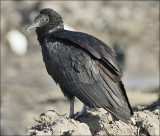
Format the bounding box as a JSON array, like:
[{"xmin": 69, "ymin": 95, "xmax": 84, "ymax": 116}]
[
  {"xmin": 27, "ymin": 110, "xmax": 91, "ymax": 136},
  {"xmin": 134, "ymin": 110, "xmax": 159, "ymax": 136},
  {"xmin": 27, "ymin": 101, "xmax": 159, "ymax": 136}
]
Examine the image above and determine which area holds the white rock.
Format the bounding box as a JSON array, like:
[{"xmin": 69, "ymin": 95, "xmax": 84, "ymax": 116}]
[{"xmin": 6, "ymin": 30, "xmax": 28, "ymax": 56}]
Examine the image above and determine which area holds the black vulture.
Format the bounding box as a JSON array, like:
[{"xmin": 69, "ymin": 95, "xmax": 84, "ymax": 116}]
[{"xmin": 26, "ymin": 8, "xmax": 133, "ymax": 123}]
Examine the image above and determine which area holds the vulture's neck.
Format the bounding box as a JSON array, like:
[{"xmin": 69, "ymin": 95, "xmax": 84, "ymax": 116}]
[{"xmin": 36, "ymin": 23, "xmax": 64, "ymax": 45}]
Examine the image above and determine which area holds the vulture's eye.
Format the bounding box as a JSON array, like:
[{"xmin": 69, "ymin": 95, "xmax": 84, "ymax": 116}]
[{"xmin": 41, "ymin": 18, "xmax": 45, "ymax": 22}]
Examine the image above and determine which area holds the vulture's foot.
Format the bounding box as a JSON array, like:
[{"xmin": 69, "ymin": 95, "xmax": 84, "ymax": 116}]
[{"xmin": 74, "ymin": 104, "xmax": 87, "ymax": 119}]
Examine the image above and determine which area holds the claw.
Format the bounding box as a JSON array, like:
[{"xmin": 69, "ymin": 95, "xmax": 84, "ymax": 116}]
[
  {"xmin": 74, "ymin": 104, "xmax": 87, "ymax": 119},
  {"xmin": 68, "ymin": 100, "xmax": 88, "ymax": 119}
]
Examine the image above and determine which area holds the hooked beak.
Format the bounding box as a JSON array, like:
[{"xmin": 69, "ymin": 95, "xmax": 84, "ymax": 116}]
[{"xmin": 25, "ymin": 20, "xmax": 40, "ymax": 32}]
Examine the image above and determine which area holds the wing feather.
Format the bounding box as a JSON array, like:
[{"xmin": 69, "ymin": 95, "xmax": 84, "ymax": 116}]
[
  {"xmin": 43, "ymin": 39, "xmax": 132, "ymax": 123},
  {"xmin": 49, "ymin": 30, "xmax": 122, "ymax": 77}
]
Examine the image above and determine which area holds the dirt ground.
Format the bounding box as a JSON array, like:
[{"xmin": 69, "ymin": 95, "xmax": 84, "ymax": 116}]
[
  {"xmin": 27, "ymin": 99, "xmax": 159, "ymax": 136},
  {"xmin": 1, "ymin": 1, "xmax": 159, "ymax": 135}
]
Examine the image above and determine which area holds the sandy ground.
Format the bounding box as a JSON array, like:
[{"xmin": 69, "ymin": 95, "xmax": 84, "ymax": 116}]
[{"xmin": 27, "ymin": 99, "xmax": 159, "ymax": 136}]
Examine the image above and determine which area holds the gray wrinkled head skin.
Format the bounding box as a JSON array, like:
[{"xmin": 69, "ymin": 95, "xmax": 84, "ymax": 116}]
[
  {"xmin": 26, "ymin": 9, "xmax": 64, "ymax": 45},
  {"xmin": 26, "ymin": 14, "xmax": 49, "ymax": 31}
]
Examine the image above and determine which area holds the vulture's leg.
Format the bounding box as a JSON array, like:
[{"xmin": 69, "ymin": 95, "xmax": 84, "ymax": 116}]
[
  {"xmin": 74, "ymin": 104, "xmax": 87, "ymax": 119},
  {"xmin": 68, "ymin": 97, "xmax": 75, "ymax": 118}
]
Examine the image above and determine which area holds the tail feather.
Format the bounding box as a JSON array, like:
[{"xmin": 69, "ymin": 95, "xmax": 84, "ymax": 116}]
[
  {"xmin": 104, "ymin": 107, "xmax": 131, "ymax": 124},
  {"xmin": 104, "ymin": 81, "xmax": 133, "ymax": 124},
  {"xmin": 118, "ymin": 81, "xmax": 134, "ymax": 115}
]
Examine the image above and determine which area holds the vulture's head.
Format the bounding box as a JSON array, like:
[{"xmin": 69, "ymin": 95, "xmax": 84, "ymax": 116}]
[{"xmin": 26, "ymin": 8, "xmax": 63, "ymax": 32}]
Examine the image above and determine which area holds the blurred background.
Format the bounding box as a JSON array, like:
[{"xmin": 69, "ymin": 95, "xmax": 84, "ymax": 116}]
[{"xmin": 1, "ymin": 1, "xmax": 159, "ymax": 135}]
